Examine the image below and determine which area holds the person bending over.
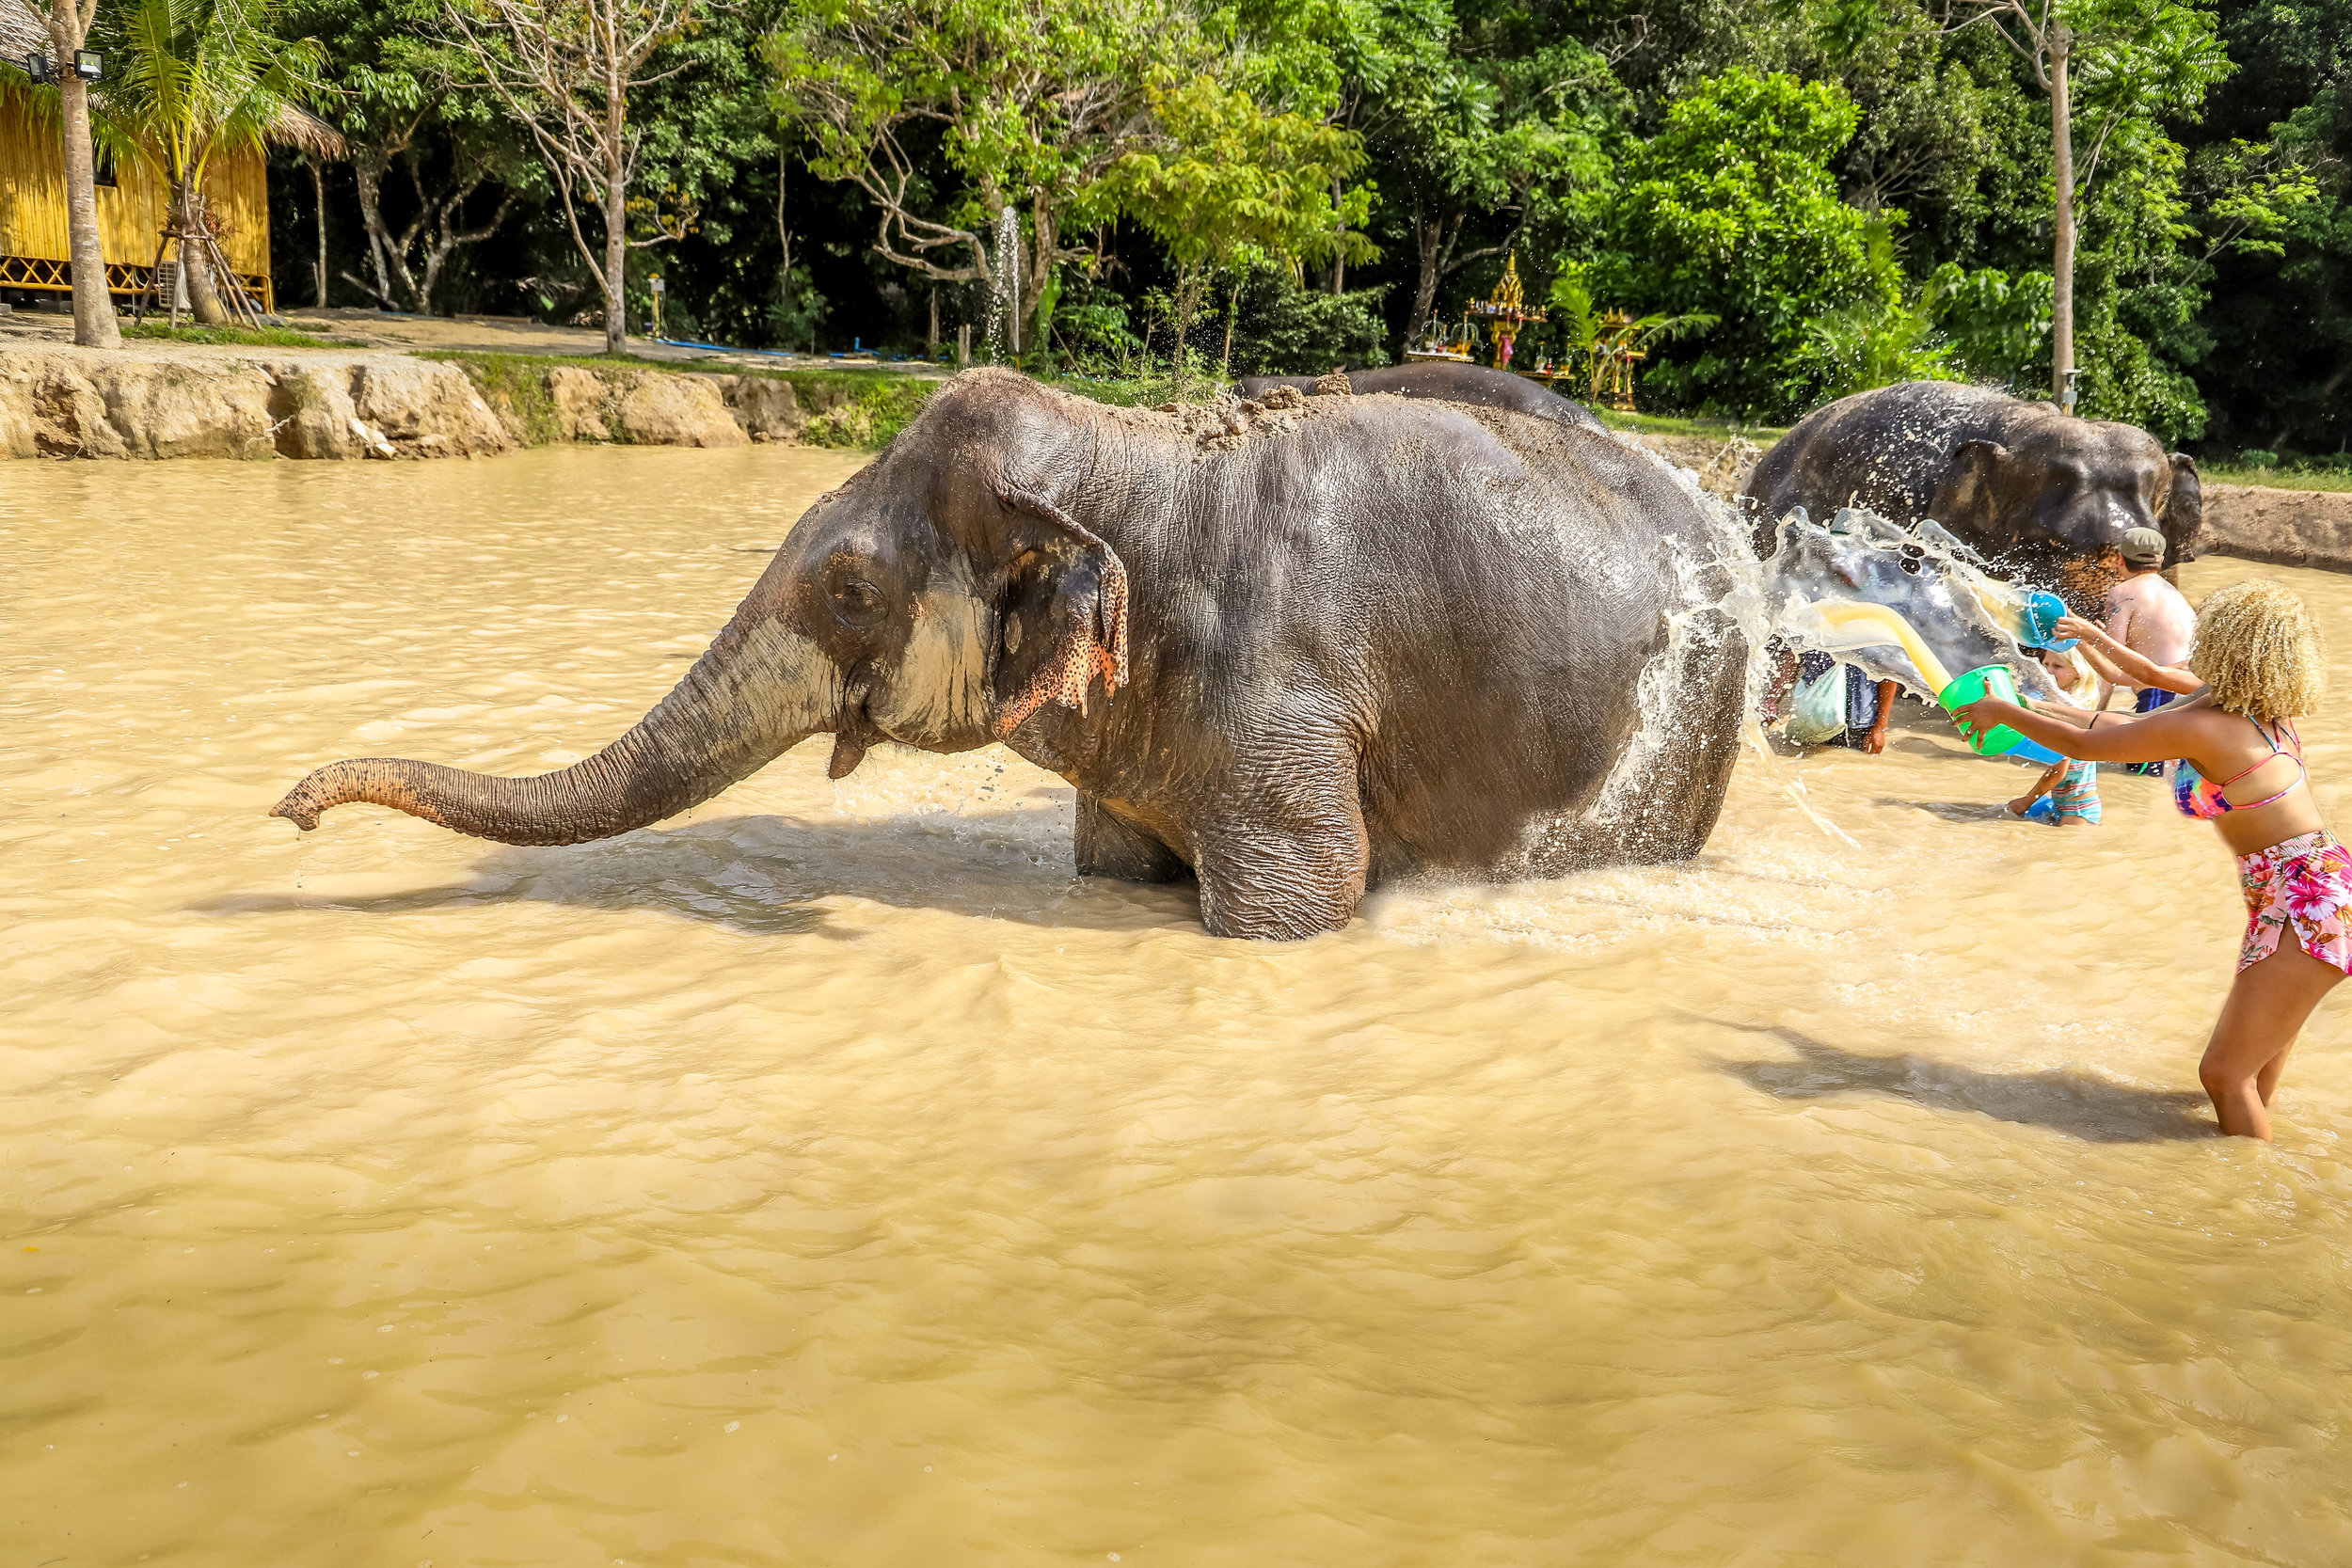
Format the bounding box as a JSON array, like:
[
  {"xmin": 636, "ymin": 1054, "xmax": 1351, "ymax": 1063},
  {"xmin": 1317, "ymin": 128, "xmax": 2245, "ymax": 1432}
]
[{"xmin": 1958, "ymin": 581, "xmax": 2343, "ymax": 1140}]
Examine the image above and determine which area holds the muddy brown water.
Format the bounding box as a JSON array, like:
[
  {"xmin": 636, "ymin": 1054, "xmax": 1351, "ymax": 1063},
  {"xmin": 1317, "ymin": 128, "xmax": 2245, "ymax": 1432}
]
[{"xmin": 6, "ymin": 447, "xmax": 2350, "ymax": 1565}]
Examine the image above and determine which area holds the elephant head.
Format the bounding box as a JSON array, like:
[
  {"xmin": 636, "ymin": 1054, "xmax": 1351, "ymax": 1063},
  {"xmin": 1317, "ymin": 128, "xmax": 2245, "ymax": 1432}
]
[
  {"xmin": 1926, "ymin": 415, "xmax": 2205, "ymax": 596},
  {"xmin": 271, "ymin": 372, "xmax": 1129, "ymax": 845}
]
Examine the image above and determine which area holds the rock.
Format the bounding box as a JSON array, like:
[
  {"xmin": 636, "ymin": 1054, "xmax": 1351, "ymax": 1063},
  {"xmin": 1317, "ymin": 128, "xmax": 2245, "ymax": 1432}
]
[
  {"xmin": 2201, "ymin": 483, "xmax": 2352, "ymax": 574},
  {"xmin": 87, "ymin": 358, "xmax": 278, "ymax": 458},
  {"xmin": 263, "ymin": 363, "xmax": 364, "ymax": 458},
  {"xmin": 614, "ymin": 372, "xmax": 746, "ymax": 448},
  {"xmin": 722, "ymin": 375, "xmax": 802, "ymax": 439},
  {"xmin": 547, "ymin": 366, "xmax": 612, "ymax": 442},
  {"xmin": 0, "ymin": 348, "xmax": 515, "ymax": 462},
  {"xmin": 349, "ymin": 361, "xmax": 510, "ymax": 457}
]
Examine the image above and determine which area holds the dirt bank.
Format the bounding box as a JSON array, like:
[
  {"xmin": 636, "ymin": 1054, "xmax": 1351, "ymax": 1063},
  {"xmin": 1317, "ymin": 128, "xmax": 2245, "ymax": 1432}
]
[
  {"xmin": 0, "ymin": 347, "xmax": 913, "ymax": 459},
  {"xmin": 2196, "ymin": 483, "xmax": 2352, "ymax": 574}
]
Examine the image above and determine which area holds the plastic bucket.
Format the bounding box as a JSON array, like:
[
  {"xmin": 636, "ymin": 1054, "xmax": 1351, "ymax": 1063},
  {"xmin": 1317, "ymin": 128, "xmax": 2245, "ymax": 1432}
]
[
  {"xmin": 2021, "ymin": 591, "xmax": 2076, "ymax": 651},
  {"xmin": 1938, "ymin": 664, "xmax": 2037, "ymax": 757}
]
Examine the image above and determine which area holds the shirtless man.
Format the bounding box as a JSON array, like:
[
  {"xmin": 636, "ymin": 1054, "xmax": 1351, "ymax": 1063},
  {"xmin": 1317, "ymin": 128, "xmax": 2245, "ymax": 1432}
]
[{"xmin": 2103, "ymin": 525, "xmax": 2199, "ymax": 772}]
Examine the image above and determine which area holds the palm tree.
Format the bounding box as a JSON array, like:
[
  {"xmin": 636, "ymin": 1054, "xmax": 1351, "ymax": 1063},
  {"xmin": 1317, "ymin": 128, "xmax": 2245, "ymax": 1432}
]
[
  {"xmin": 93, "ymin": 0, "xmax": 339, "ymax": 324},
  {"xmin": 1547, "ymin": 275, "xmax": 1716, "ymax": 408}
]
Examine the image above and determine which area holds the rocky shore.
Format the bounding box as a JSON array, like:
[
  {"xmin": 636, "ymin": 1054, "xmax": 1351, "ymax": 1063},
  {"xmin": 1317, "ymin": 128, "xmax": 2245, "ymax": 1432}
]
[{"xmin": 0, "ymin": 346, "xmax": 870, "ymax": 461}]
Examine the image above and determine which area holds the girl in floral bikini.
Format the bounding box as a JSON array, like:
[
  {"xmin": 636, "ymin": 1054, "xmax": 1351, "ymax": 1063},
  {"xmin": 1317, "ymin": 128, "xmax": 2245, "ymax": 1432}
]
[{"xmin": 1956, "ymin": 580, "xmax": 2343, "ymax": 1141}]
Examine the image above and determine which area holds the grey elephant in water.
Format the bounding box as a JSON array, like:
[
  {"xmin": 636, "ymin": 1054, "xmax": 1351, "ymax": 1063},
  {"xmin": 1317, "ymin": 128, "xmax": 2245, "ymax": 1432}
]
[
  {"xmin": 1744, "ymin": 381, "xmax": 2202, "ymax": 599},
  {"xmin": 1234, "ymin": 362, "xmax": 1606, "ymax": 430},
  {"xmin": 273, "ymin": 370, "xmax": 1745, "ymax": 940}
]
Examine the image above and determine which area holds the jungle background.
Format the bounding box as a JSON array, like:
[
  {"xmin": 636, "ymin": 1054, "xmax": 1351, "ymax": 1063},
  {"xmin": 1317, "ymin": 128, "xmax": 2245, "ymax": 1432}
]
[{"xmin": 236, "ymin": 0, "xmax": 2349, "ymax": 462}]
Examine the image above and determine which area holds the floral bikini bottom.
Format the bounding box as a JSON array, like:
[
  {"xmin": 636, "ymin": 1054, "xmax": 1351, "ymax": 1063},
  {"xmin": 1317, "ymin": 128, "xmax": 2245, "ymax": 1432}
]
[{"xmin": 2237, "ymin": 830, "xmax": 2352, "ymax": 975}]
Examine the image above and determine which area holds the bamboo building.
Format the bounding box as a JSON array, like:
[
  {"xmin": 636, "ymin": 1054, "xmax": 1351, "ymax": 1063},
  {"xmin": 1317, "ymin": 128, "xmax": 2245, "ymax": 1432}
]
[{"xmin": 0, "ymin": 0, "xmax": 339, "ymax": 312}]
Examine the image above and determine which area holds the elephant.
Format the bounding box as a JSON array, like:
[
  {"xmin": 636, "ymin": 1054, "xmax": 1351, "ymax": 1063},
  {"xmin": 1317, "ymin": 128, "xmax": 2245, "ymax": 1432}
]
[
  {"xmin": 1234, "ymin": 362, "xmax": 1607, "ymax": 431},
  {"xmin": 1743, "ymin": 381, "xmax": 2202, "ymax": 603},
  {"xmin": 271, "ymin": 370, "xmax": 1748, "ymax": 941}
]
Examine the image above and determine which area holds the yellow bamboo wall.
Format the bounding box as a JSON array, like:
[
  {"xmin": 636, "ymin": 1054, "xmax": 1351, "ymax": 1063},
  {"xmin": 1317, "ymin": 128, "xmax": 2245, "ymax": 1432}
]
[{"xmin": 0, "ymin": 98, "xmax": 272, "ymax": 280}]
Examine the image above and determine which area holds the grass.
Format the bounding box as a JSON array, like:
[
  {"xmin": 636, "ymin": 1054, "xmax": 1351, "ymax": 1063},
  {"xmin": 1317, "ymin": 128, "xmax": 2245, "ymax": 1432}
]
[
  {"xmin": 1593, "ymin": 407, "xmax": 1791, "ymax": 442},
  {"xmin": 123, "ymin": 320, "xmax": 366, "ymax": 349},
  {"xmin": 2203, "ymin": 466, "xmax": 2352, "ymax": 494}
]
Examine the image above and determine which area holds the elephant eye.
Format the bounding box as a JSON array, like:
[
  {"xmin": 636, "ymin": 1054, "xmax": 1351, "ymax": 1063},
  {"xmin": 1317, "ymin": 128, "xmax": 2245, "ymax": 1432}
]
[{"xmin": 834, "ymin": 577, "xmax": 884, "ymax": 623}]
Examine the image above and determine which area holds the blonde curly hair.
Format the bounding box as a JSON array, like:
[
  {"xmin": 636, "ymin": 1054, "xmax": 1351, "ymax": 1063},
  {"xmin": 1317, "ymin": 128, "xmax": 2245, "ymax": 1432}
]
[{"xmin": 2190, "ymin": 579, "xmax": 2328, "ymax": 721}]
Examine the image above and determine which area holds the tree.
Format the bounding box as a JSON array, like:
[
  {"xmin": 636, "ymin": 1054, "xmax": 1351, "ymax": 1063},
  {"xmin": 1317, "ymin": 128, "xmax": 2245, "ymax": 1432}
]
[
  {"xmin": 95, "ymin": 0, "xmax": 339, "ymax": 325},
  {"xmin": 289, "ymin": 0, "xmax": 532, "ymax": 312},
  {"xmin": 1547, "ymin": 270, "xmax": 1715, "ymax": 404},
  {"xmin": 1938, "ymin": 0, "xmax": 2230, "ymax": 410},
  {"xmin": 1111, "ymin": 73, "xmax": 1374, "ymax": 380},
  {"xmin": 1592, "ymin": 69, "xmax": 1895, "ymax": 418},
  {"xmin": 24, "ymin": 0, "xmax": 120, "ymax": 344},
  {"xmin": 768, "ymin": 0, "xmax": 1176, "ymax": 348},
  {"xmin": 441, "ymin": 0, "xmax": 700, "ymax": 352}
]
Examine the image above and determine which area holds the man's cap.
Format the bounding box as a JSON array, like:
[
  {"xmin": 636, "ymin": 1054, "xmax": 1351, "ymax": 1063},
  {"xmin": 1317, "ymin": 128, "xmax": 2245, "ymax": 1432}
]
[{"xmin": 2121, "ymin": 527, "xmax": 2167, "ymax": 564}]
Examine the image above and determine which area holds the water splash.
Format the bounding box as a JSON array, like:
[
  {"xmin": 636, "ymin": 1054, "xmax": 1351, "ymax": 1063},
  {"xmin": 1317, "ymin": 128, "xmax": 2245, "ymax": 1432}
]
[
  {"xmin": 1592, "ymin": 440, "xmax": 2068, "ymax": 850},
  {"xmin": 985, "ymin": 206, "xmax": 1021, "ymax": 363}
]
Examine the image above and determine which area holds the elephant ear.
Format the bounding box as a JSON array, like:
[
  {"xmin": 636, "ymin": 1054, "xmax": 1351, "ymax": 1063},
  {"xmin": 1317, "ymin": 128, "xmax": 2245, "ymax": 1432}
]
[
  {"xmin": 2161, "ymin": 451, "xmax": 2205, "ymax": 567},
  {"xmin": 988, "ymin": 483, "xmax": 1131, "ymax": 738},
  {"xmin": 1927, "ymin": 439, "xmax": 2010, "ymax": 546}
]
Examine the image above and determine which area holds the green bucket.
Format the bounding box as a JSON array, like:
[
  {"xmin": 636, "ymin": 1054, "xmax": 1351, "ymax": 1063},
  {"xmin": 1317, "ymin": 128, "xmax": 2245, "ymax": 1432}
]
[{"xmin": 1937, "ymin": 664, "xmax": 2029, "ymax": 756}]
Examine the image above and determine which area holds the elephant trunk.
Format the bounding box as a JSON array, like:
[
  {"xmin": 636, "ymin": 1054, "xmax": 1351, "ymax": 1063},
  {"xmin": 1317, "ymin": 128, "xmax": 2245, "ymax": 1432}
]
[{"xmin": 271, "ymin": 613, "xmax": 840, "ymax": 846}]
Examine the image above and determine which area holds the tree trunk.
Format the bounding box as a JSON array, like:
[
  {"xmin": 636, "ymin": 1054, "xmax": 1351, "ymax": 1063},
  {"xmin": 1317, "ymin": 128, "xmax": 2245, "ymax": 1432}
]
[
  {"xmin": 309, "ymin": 157, "xmax": 328, "ymax": 307},
  {"xmin": 1220, "ymin": 277, "xmax": 1242, "ymax": 378},
  {"xmin": 350, "ymin": 154, "xmax": 405, "ymax": 309},
  {"xmin": 1170, "ymin": 264, "xmax": 1192, "ymax": 391},
  {"xmin": 2050, "ymin": 30, "xmax": 2076, "ymax": 413},
  {"xmin": 174, "ymin": 180, "xmax": 230, "ymax": 326},
  {"xmin": 1025, "ymin": 196, "xmax": 1057, "ymax": 349},
  {"xmin": 1410, "ymin": 210, "xmax": 1450, "ymax": 333},
  {"xmin": 270, "ymin": 597, "xmax": 838, "ymax": 844},
  {"xmin": 51, "ymin": 32, "xmax": 119, "ymax": 348},
  {"xmin": 604, "ymin": 100, "xmax": 628, "ymax": 355},
  {"xmin": 1331, "ymin": 177, "xmax": 1344, "ymax": 295}
]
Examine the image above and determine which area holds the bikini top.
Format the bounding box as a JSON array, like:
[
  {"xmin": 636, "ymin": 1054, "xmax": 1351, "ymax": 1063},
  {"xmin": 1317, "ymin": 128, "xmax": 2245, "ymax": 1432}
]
[{"xmin": 2172, "ymin": 716, "xmax": 2306, "ymax": 820}]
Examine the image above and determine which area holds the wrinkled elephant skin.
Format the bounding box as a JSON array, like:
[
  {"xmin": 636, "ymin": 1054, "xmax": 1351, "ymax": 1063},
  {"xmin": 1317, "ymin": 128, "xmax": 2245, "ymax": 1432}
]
[
  {"xmin": 1743, "ymin": 381, "xmax": 2202, "ymax": 601},
  {"xmin": 272, "ymin": 370, "xmax": 1745, "ymax": 941}
]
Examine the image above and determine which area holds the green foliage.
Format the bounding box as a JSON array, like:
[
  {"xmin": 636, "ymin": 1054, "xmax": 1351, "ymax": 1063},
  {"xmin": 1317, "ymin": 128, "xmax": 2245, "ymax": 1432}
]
[
  {"xmin": 1112, "ymin": 76, "xmax": 1373, "ymax": 276},
  {"xmin": 1546, "ymin": 269, "xmax": 1717, "ymax": 405},
  {"xmin": 93, "ymin": 0, "xmax": 329, "ymax": 180},
  {"xmin": 1219, "ymin": 263, "xmax": 1391, "ymax": 373},
  {"xmin": 1934, "ymin": 263, "xmax": 2055, "ymax": 387},
  {"xmin": 766, "ymin": 263, "xmax": 828, "ymax": 353},
  {"xmin": 1591, "ymin": 68, "xmax": 1895, "ymax": 419}
]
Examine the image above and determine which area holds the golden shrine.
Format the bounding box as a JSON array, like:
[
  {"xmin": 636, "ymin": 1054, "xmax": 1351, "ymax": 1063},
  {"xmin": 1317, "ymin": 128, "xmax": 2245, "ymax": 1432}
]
[
  {"xmin": 1465, "ymin": 254, "xmax": 1542, "ymax": 370},
  {"xmin": 1590, "ymin": 310, "xmax": 1645, "ymax": 412}
]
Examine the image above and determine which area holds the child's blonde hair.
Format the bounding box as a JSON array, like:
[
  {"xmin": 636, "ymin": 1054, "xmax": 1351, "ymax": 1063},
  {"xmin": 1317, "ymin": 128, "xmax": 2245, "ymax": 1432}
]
[
  {"xmin": 2191, "ymin": 579, "xmax": 2327, "ymax": 721},
  {"xmin": 2042, "ymin": 646, "xmax": 2099, "ymax": 705}
]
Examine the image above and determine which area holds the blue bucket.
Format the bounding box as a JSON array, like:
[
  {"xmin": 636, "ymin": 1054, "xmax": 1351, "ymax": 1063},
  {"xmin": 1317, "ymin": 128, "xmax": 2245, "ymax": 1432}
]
[{"xmin": 2021, "ymin": 591, "xmax": 2076, "ymax": 651}]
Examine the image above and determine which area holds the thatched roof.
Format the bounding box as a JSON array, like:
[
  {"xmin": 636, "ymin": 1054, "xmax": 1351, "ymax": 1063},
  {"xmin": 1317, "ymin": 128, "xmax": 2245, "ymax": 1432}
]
[
  {"xmin": 0, "ymin": 0, "xmax": 46, "ymax": 60},
  {"xmin": 0, "ymin": 0, "xmax": 344, "ymax": 159}
]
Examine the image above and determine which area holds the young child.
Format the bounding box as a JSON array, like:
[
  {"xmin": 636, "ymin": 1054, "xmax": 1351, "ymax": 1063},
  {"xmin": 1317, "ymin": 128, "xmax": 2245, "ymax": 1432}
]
[{"xmin": 2006, "ymin": 647, "xmax": 2103, "ymax": 826}]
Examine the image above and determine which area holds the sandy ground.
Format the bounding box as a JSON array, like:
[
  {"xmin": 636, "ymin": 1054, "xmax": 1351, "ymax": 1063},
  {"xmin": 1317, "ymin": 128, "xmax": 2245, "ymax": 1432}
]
[{"xmin": 0, "ymin": 300, "xmax": 956, "ymax": 376}]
